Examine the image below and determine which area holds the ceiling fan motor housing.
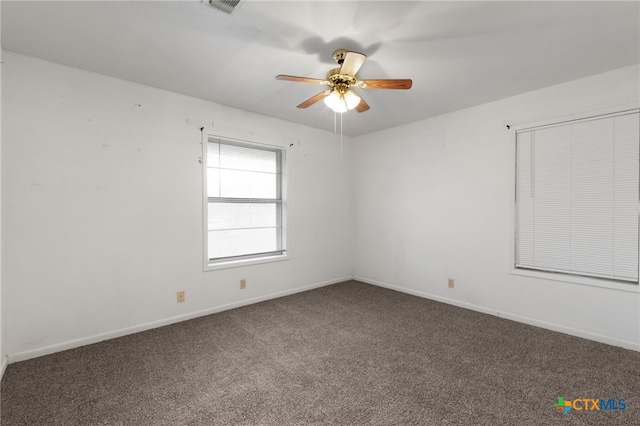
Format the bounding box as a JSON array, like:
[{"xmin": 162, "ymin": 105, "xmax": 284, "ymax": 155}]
[{"xmin": 326, "ymin": 67, "xmax": 357, "ymax": 91}]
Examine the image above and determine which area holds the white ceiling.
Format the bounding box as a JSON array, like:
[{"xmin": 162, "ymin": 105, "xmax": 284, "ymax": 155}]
[{"xmin": 2, "ymin": 1, "xmax": 639, "ymax": 136}]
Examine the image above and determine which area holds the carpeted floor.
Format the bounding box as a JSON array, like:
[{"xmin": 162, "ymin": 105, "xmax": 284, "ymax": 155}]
[{"xmin": 1, "ymin": 280, "xmax": 639, "ymax": 425}]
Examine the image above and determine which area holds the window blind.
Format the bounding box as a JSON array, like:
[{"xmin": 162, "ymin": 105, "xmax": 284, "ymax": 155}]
[{"xmin": 515, "ymin": 111, "xmax": 640, "ymax": 282}]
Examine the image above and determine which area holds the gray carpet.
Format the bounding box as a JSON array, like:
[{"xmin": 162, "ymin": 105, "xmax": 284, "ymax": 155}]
[{"xmin": 1, "ymin": 280, "xmax": 639, "ymax": 425}]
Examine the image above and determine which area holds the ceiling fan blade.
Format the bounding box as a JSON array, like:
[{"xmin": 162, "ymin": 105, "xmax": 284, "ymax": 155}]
[
  {"xmin": 355, "ymin": 95, "xmax": 370, "ymax": 113},
  {"xmin": 339, "ymin": 51, "xmax": 367, "ymax": 76},
  {"xmin": 276, "ymin": 75, "xmax": 329, "ymax": 85},
  {"xmin": 297, "ymin": 90, "xmax": 331, "ymax": 109},
  {"xmin": 359, "ymin": 79, "xmax": 413, "ymax": 90}
]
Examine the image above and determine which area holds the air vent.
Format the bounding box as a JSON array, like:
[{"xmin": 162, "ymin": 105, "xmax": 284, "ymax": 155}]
[{"xmin": 208, "ymin": 0, "xmax": 241, "ymax": 14}]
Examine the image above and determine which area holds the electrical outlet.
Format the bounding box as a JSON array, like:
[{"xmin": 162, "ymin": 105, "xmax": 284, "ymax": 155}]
[
  {"xmin": 177, "ymin": 291, "xmax": 185, "ymax": 303},
  {"xmin": 240, "ymin": 279, "xmax": 246, "ymax": 290},
  {"xmin": 447, "ymin": 278, "xmax": 455, "ymax": 289}
]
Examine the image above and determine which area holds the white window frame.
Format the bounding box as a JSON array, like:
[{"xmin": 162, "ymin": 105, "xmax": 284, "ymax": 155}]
[
  {"xmin": 202, "ymin": 132, "xmax": 288, "ymax": 271},
  {"xmin": 509, "ymin": 105, "xmax": 640, "ymax": 293}
]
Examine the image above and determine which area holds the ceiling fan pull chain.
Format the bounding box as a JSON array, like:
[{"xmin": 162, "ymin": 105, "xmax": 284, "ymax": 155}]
[{"xmin": 340, "ymin": 113, "xmax": 343, "ymax": 158}]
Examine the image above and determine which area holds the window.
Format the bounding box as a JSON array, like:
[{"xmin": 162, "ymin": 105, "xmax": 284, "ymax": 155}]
[
  {"xmin": 515, "ymin": 110, "xmax": 639, "ymax": 283},
  {"xmin": 204, "ymin": 135, "xmax": 286, "ymax": 268}
]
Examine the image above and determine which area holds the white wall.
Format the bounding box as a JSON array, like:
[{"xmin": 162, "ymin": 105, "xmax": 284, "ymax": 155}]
[
  {"xmin": 354, "ymin": 64, "xmax": 640, "ymax": 350},
  {"xmin": 0, "ymin": 1, "xmax": 5, "ymax": 378},
  {"xmin": 3, "ymin": 51, "xmax": 639, "ymax": 365},
  {"xmin": 2, "ymin": 52, "xmax": 354, "ymax": 361}
]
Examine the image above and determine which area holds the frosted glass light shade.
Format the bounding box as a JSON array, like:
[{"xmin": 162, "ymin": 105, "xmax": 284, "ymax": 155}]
[
  {"xmin": 324, "ymin": 91, "xmax": 347, "ymax": 113},
  {"xmin": 324, "ymin": 89, "xmax": 360, "ymax": 113},
  {"xmin": 344, "ymin": 90, "xmax": 361, "ymax": 110}
]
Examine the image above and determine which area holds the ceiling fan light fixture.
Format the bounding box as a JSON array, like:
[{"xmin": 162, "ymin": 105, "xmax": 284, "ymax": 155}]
[
  {"xmin": 324, "ymin": 90, "xmax": 347, "ymax": 113},
  {"xmin": 324, "ymin": 89, "xmax": 360, "ymax": 113}
]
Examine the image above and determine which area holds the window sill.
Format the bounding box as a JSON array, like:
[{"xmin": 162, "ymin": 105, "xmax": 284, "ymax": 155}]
[
  {"xmin": 205, "ymin": 253, "xmax": 289, "ymax": 271},
  {"xmin": 510, "ymin": 268, "xmax": 639, "ymax": 293}
]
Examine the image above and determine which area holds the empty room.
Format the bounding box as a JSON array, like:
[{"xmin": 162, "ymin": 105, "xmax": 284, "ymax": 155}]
[{"xmin": 1, "ymin": 1, "xmax": 639, "ymax": 424}]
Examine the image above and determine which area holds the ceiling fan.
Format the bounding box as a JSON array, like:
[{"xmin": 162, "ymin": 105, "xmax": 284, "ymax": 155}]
[{"xmin": 276, "ymin": 49, "xmax": 412, "ymax": 114}]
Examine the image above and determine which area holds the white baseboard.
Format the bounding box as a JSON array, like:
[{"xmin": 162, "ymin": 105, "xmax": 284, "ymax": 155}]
[
  {"xmin": 13, "ymin": 274, "xmax": 633, "ymax": 364},
  {"xmin": 355, "ymin": 275, "xmax": 640, "ymax": 352},
  {"xmin": 8, "ymin": 276, "xmax": 352, "ymax": 363}
]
